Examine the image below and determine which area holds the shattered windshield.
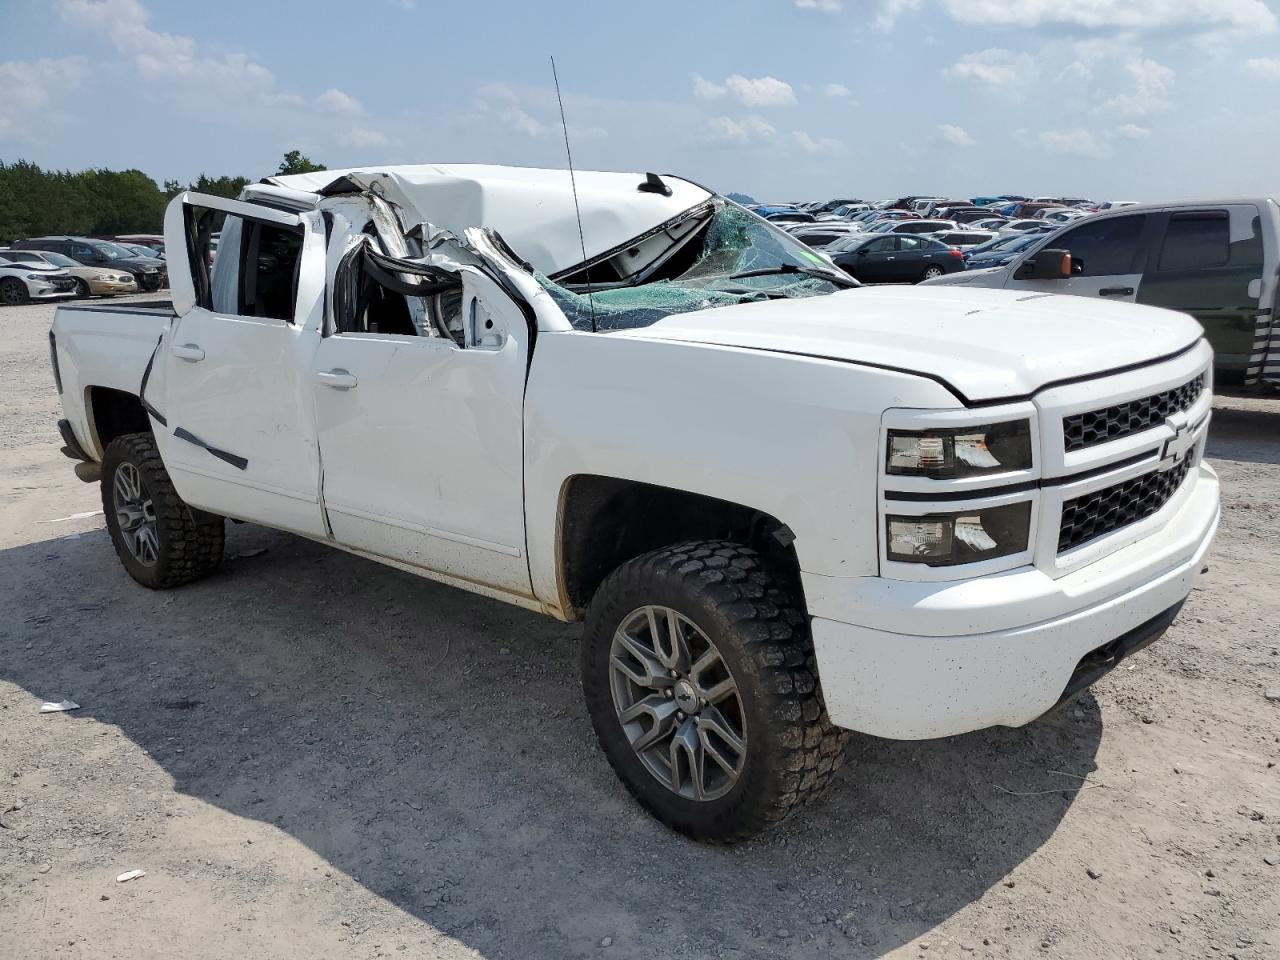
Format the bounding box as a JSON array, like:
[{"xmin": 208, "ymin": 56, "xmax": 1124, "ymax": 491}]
[{"xmin": 538, "ymin": 199, "xmax": 853, "ymax": 332}]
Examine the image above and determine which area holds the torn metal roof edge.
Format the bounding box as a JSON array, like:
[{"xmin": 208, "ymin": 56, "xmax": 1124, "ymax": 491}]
[{"xmin": 261, "ymin": 163, "xmax": 713, "ymax": 276}]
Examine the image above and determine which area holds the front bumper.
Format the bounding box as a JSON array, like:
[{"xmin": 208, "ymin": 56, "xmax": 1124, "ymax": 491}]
[
  {"xmin": 808, "ymin": 462, "xmax": 1219, "ymax": 740},
  {"xmin": 28, "ymin": 280, "xmax": 77, "ymax": 300},
  {"xmin": 87, "ymin": 278, "xmax": 138, "ymax": 296}
]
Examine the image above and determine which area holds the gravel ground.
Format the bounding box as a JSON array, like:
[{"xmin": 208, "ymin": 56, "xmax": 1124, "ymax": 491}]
[{"xmin": 2, "ymin": 295, "xmax": 1278, "ymax": 960}]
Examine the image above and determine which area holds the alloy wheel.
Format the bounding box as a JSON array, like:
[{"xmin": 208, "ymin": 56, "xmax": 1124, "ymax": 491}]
[
  {"xmin": 0, "ymin": 279, "xmax": 25, "ymax": 305},
  {"xmin": 608, "ymin": 605, "xmax": 748, "ymax": 801},
  {"xmin": 112, "ymin": 461, "xmax": 159, "ymax": 566}
]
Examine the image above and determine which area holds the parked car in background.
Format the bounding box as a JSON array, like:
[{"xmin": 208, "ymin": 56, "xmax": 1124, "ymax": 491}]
[
  {"xmin": 1040, "ymin": 209, "xmax": 1088, "ymax": 225},
  {"xmin": 970, "ymin": 217, "xmax": 1010, "ymax": 231},
  {"xmin": 999, "ymin": 219, "xmax": 1056, "ymax": 235},
  {"xmin": 930, "ymin": 229, "xmax": 998, "ymax": 249},
  {"xmin": 923, "ymin": 197, "xmax": 1280, "ymax": 387},
  {"xmin": 102, "ymin": 233, "xmax": 165, "ymax": 255},
  {"xmin": 0, "ymin": 256, "xmax": 77, "ymax": 305},
  {"xmin": 872, "ymin": 219, "xmax": 958, "ymax": 236},
  {"xmin": 962, "ymin": 232, "xmax": 1042, "ymax": 269},
  {"xmin": 115, "ymin": 241, "xmax": 166, "ymax": 261},
  {"xmin": 0, "ymin": 249, "xmax": 137, "ymax": 297},
  {"xmin": 827, "ymin": 233, "xmax": 965, "ymax": 282},
  {"xmin": 790, "ymin": 223, "xmax": 864, "ymax": 248},
  {"xmin": 765, "ymin": 211, "xmax": 817, "ymax": 224},
  {"xmin": 10, "ymin": 236, "xmax": 167, "ymax": 291}
]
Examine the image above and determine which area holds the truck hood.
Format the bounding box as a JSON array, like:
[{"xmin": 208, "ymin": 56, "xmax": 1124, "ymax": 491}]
[{"xmin": 614, "ymin": 285, "xmax": 1203, "ymax": 403}]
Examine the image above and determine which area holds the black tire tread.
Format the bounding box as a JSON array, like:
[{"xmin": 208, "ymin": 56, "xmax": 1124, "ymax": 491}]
[
  {"xmin": 585, "ymin": 540, "xmax": 847, "ymax": 842},
  {"xmin": 102, "ymin": 432, "xmax": 224, "ymax": 588}
]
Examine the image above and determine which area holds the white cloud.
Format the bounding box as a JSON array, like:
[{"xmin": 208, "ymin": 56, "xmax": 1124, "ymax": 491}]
[
  {"xmin": 701, "ymin": 115, "xmax": 777, "ymax": 146},
  {"xmin": 695, "ymin": 73, "xmax": 796, "ymax": 107},
  {"xmin": 0, "ymin": 56, "xmax": 88, "ymax": 142},
  {"xmin": 935, "ymin": 123, "xmax": 975, "ymax": 147},
  {"xmin": 692, "ymin": 73, "xmax": 726, "ymax": 100},
  {"xmin": 823, "ymin": 82, "xmax": 851, "ymax": 97},
  {"xmin": 1101, "ymin": 57, "xmax": 1175, "ymax": 115},
  {"xmin": 725, "ymin": 74, "xmax": 797, "ymax": 107},
  {"xmin": 795, "ymin": 0, "xmax": 842, "ymax": 12},
  {"xmin": 56, "ymin": 0, "xmax": 380, "ymax": 157},
  {"xmin": 316, "ymin": 88, "xmax": 363, "ymax": 116},
  {"xmin": 1115, "ymin": 123, "xmax": 1151, "ymax": 139},
  {"xmin": 1038, "ymin": 128, "xmax": 1110, "ymax": 158},
  {"xmin": 341, "ymin": 126, "xmax": 390, "ymax": 147},
  {"xmin": 792, "ymin": 130, "xmax": 841, "ymax": 154},
  {"xmin": 944, "ymin": 48, "xmax": 1037, "ymax": 89},
  {"xmin": 875, "ymin": 0, "xmax": 921, "ymax": 32},
  {"xmin": 941, "ymin": 0, "xmax": 1276, "ymax": 32},
  {"xmin": 1245, "ymin": 57, "xmax": 1280, "ymax": 79}
]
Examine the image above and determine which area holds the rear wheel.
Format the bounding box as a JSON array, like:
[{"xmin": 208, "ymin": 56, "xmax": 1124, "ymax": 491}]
[
  {"xmin": 921, "ymin": 264, "xmax": 945, "ymax": 281},
  {"xmin": 0, "ymin": 277, "xmax": 28, "ymax": 306},
  {"xmin": 101, "ymin": 433, "xmax": 225, "ymax": 589},
  {"xmin": 581, "ymin": 541, "xmax": 847, "ymax": 842}
]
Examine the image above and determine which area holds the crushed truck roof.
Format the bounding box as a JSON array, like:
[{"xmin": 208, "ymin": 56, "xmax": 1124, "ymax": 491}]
[{"xmin": 266, "ymin": 163, "xmax": 712, "ymax": 276}]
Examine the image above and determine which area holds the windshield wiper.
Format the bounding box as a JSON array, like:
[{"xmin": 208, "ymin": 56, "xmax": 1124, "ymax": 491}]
[{"xmin": 728, "ymin": 262, "xmax": 858, "ymax": 288}]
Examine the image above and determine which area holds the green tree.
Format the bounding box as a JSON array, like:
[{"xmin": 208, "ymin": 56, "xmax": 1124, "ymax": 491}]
[
  {"xmin": 191, "ymin": 173, "xmax": 251, "ymax": 200},
  {"xmin": 276, "ymin": 150, "xmax": 326, "ymax": 176}
]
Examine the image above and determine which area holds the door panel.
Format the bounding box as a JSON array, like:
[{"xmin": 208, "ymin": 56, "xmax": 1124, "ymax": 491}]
[
  {"xmin": 1135, "ymin": 206, "xmax": 1267, "ymax": 384},
  {"xmin": 312, "ymin": 271, "xmax": 532, "ymax": 595},
  {"xmin": 154, "ymin": 192, "xmax": 327, "ymax": 537},
  {"xmin": 1007, "ymin": 213, "xmax": 1149, "ymax": 302}
]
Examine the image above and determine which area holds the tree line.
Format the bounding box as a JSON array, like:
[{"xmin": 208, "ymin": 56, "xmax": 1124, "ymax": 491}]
[{"xmin": 0, "ymin": 150, "xmax": 326, "ymax": 244}]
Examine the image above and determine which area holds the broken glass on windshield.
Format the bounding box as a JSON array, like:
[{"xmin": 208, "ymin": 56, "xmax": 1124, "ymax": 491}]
[{"xmin": 539, "ymin": 200, "xmax": 854, "ymax": 332}]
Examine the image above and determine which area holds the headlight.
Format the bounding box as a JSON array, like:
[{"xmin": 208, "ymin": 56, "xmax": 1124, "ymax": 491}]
[
  {"xmin": 95, "ymin": 273, "xmax": 115, "ymax": 281},
  {"xmin": 25, "ymin": 273, "xmax": 47, "ymax": 281},
  {"xmin": 886, "ymin": 502, "xmax": 1031, "ymax": 566},
  {"xmin": 886, "ymin": 420, "xmax": 1032, "ymax": 479}
]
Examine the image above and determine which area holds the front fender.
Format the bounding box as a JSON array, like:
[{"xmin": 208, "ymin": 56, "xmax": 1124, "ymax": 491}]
[{"xmin": 522, "ymin": 330, "xmax": 959, "ymax": 608}]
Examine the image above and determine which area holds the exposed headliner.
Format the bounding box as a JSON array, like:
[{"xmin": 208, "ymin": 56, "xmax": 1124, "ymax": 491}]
[{"xmin": 266, "ymin": 163, "xmax": 712, "ymax": 275}]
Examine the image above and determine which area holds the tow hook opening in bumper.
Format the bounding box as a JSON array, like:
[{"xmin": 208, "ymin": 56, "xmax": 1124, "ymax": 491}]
[{"xmin": 1041, "ymin": 599, "xmax": 1186, "ymax": 718}]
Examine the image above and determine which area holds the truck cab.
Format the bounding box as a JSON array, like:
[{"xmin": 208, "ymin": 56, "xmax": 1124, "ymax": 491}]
[{"xmin": 50, "ymin": 165, "xmax": 1220, "ymax": 841}]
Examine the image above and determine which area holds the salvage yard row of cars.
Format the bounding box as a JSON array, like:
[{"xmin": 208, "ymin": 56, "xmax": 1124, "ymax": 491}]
[
  {"xmin": 756, "ymin": 194, "xmax": 1280, "ymax": 389},
  {"xmin": 0, "ymin": 233, "xmax": 167, "ymax": 305}
]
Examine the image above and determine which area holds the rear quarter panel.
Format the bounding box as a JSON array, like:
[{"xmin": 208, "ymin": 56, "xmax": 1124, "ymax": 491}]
[{"xmin": 52, "ymin": 304, "xmax": 172, "ymax": 458}]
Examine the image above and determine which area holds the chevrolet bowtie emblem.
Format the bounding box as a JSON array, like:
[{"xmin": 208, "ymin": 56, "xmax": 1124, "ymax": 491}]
[{"xmin": 1159, "ymin": 416, "xmax": 1196, "ymax": 470}]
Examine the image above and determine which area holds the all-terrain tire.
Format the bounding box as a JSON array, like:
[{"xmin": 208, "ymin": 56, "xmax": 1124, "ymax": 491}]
[
  {"xmin": 101, "ymin": 432, "xmax": 225, "ymax": 589},
  {"xmin": 581, "ymin": 540, "xmax": 848, "ymax": 843}
]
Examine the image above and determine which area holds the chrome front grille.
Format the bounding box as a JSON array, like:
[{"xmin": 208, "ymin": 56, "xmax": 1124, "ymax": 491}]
[
  {"xmin": 1063, "ymin": 373, "xmax": 1205, "ymax": 452},
  {"xmin": 1058, "ymin": 458, "xmax": 1193, "ymax": 553}
]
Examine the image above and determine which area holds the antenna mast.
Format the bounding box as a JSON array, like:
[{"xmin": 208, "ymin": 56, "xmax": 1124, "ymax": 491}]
[{"xmin": 551, "ymin": 55, "xmax": 597, "ymax": 333}]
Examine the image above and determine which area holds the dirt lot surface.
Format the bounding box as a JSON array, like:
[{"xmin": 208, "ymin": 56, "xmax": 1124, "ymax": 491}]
[{"xmin": 2, "ymin": 295, "xmax": 1278, "ymax": 960}]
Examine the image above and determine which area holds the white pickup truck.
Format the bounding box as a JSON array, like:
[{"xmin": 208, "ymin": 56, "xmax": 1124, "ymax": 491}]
[{"xmin": 50, "ymin": 164, "xmax": 1220, "ymax": 841}]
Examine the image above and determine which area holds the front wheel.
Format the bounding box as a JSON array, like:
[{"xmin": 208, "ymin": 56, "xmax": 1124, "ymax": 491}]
[
  {"xmin": 920, "ymin": 264, "xmax": 945, "ymax": 282},
  {"xmin": 72, "ymin": 278, "xmax": 91, "ymax": 298},
  {"xmin": 0, "ymin": 277, "xmax": 29, "ymax": 306},
  {"xmin": 581, "ymin": 541, "xmax": 847, "ymax": 842},
  {"xmin": 101, "ymin": 432, "xmax": 225, "ymax": 589}
]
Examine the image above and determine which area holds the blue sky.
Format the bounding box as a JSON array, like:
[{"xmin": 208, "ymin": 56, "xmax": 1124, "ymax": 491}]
[{"xmin": 3, "ymin": 0, "xmax": 1279, "ymax": 202}]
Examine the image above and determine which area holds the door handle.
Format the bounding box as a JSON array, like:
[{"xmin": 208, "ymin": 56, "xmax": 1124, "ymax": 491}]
[
  {"xmin": 171, "ymin": 343, "xmax": 205, "ymax": 362},
  {"xmin": 1098, "ymin": 287, "xmax": 1135, "ymax": 297},
  {"xmin": 316, "ymin": 369, "xmax": 358, "ymax": 390}
]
